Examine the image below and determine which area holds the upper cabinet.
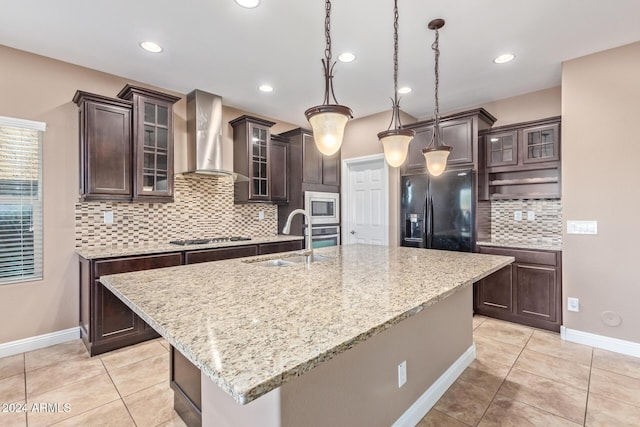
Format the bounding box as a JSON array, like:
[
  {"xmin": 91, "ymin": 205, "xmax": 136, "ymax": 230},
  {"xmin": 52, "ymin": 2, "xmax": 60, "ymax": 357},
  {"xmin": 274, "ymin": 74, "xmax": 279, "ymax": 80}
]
[
  {"xmin": 480, "ymin": 117, "xmax": 561, "ymax": 200},
  {"xmin": 401, "ymin": 109, "xmax": 496, "ymax": 174},
  {"xmin": 118, "ymin": 85, "xmax": 180, "ymax": 203},
  {"xmin": 74, "ymin": 91, "xmax": 133, "ymax": 202},
  {"xmin": 73, "ymin": 85, "xmax": 180, "ymax": 203},
  {"xmin": 231, "ymin": 115, "xmax": 288, "ymax": 203}
]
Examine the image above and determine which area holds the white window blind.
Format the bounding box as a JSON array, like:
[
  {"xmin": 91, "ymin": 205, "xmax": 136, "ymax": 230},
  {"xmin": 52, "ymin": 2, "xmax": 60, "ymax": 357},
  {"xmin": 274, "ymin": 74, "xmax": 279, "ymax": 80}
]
[{"xmin": 0, "ymin": 116, "xmax": 45, "ymax": 285}]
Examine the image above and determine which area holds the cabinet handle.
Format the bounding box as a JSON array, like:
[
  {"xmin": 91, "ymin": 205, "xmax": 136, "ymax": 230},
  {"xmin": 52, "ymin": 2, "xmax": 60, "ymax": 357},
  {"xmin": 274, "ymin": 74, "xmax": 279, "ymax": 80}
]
[{"xmin": 483, "ymin": 302, "xmax": 508, "ymax": 309}]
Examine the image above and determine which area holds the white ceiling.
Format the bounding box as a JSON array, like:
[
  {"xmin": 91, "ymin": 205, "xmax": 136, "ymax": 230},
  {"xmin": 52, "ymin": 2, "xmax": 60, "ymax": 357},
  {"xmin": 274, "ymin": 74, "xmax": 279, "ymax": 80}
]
[{"xmin": 2, "ymin": 1, "xmax": 640, "ymax": 127}]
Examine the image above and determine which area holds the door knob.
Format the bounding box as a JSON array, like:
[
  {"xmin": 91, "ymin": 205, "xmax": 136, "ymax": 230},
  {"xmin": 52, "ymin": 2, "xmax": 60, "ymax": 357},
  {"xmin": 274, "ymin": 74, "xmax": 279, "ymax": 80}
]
[{"xmin": 350, "ymin": 230, "xmax": 356, "ymax": 235}]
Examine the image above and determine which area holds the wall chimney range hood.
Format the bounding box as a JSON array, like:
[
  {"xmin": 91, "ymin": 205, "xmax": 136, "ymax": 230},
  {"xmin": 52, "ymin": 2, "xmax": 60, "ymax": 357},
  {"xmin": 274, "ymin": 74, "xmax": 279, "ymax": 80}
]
[{"xmin": 185, "ymin": 89, "xmax": 248, "ymax": 181}]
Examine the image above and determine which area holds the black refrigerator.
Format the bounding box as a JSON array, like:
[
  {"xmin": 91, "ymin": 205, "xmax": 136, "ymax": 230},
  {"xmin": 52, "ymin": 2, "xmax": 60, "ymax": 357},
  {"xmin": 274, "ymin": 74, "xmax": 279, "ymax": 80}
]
[{"xmin": 400, "ymin": 169, "xmax": 475, "ymax": 252}]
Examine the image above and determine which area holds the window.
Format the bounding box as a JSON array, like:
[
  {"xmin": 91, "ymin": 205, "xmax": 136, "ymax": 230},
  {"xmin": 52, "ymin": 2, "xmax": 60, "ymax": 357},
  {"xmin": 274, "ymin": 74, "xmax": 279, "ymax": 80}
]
[{"xmin": 0, "ymin": 116, "xmax": 45, "ymax": 285}]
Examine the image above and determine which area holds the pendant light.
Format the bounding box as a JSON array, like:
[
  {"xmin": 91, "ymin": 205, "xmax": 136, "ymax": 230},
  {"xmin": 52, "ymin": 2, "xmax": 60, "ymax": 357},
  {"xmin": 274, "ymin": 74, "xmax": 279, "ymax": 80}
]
[
  {"xmin": 422, "ymin": 19, "xmax": 452, "ymax": 177},
  {"xmin": 305, "ymin": 0, "xmax": 353, "ymax": 156},
  {"xmin": 377, "ymin": 0, "xmax": 415, "ymax": 168}
]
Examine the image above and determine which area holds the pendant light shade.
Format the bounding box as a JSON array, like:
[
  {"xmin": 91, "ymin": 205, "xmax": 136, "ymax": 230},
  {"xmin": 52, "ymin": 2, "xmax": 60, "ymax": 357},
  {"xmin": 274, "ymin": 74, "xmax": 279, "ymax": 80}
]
[
  {"xmin": 421, "ymin": 18, "xmax": 452, "ymax": 176},
  {"xmin": 305, "ymin": 105, "xmax": 352, "ymax": 156},
  {"xmin": 306, "ymin": 0, "xmax": 352, "ymax": 156},
  {"xmin": 378, "ymin": 129, "xmax": 414, "ymax": 167},
  {"xmin": 377, "ymin": 0, "xmax": 414, "ymax": 167}
]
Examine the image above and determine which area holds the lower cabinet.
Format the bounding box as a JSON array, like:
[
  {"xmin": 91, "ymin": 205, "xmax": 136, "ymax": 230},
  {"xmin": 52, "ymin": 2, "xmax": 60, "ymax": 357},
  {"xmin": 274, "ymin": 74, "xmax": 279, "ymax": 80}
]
[
  {"xmin": 171, "ymin": 346, "xmax": 202, "ymax": 427},
  {"xmin": 474, "ymin": 246, "xmax": 562, "ymax": 332},
  {"xmin": 80, "ymin": 240, "xmax": 305, "ymax": 356},
  {"xmin": 79, "ymin": 253, "xmax": 183, "ymax": 356}
]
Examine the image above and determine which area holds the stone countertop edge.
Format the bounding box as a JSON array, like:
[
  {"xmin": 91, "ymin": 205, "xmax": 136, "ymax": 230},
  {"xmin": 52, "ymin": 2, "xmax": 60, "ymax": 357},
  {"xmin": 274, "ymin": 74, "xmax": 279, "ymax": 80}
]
[
  {"xmin": 76, "ymin": 235, "xmax": 304, "ymax": 260},
  {"xmin": 99, "ymin": 246, "xmax": 514, "ymax": 405},
  {"xmin": 476, "ymin": 240, "xmax": 562, "ymax": 252}
]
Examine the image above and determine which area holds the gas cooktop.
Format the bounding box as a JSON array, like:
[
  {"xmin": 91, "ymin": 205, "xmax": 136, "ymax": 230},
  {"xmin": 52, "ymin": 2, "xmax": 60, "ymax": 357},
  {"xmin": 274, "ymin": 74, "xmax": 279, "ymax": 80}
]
[{"xmin": 169, "ymin": 237, "xmax": 252, "ymax": 246}]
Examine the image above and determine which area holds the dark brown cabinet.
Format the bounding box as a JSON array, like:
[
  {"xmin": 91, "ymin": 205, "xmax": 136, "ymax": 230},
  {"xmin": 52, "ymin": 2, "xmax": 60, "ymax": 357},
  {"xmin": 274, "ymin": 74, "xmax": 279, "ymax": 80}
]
[
  {"xmin": 79, "ymin": 252, "xmax": 183, "ymax": 356},
  {"xmin": 401, "ymin": 109, "xmax": 496, "ymax": 174},
  {"xmin": 231, "ymin": 115, "xmax": 288, "ymax": 203},
  {"xmin": 118, "ymin": 85, "xmax": 180, "ymax": 202},
  {"xmin": 184, "ymin": 245, "xmax": 259, "ymax": 264},
  {"xmin": 257, "ymin": 240, "xmax": 304, "ymax": 255},
  {"xmin": 474, "ymin": 246, "xmax": 562, "ymax": 332},
  {"xmin": 480, "ymin": 117, "xmax": 561, "ymax": 200},
  {"xmin": 74, "ymin": 85, "xmax": 179, "ymax": 203},
  {"xmin": 73, "ymin": 92, "xmax": 133, "ymax": 201}
]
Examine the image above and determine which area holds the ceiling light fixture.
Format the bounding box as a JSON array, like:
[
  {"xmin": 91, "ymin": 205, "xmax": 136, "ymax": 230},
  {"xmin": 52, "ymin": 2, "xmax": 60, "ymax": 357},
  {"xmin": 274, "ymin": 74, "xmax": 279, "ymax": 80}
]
[
  {"xmin": 421, "ymin": 18, "xmax": 452, "ymax": 177},
  {"xmin": 140, "ymin": 41, "xmax": 163, "ymax": 53},
  {"xmin": 494, "ymin": 53, "xmax": 515, "ymax": 64},
  {"xmin": 377, "ymin": 0, "xmax": 414, "ymax": 168},
  {"xmin": 234, "ymin": 0, "xmax": 260, "ymax": 8},
  {"xmin": 304, "ymin": 0, "xmax": 353, "ymax": 156},
  {"xmin": 338, "ymin": 52, "xmax": 356, "ymax": 63},
  {"xmin": 259, "ymin": 84, "xmax": 273, "ymax": 93},
  {"xmin": 398, "ymin": 87, "xmax": 412, "ymax": 94}
]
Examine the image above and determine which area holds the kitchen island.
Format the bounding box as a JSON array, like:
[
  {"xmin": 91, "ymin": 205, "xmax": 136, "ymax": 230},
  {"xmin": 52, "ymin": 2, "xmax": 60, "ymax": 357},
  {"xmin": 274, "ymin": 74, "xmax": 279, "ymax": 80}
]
[{"xmin": 100, "ymin": 244, "xmax": 513, "ymax": 427}]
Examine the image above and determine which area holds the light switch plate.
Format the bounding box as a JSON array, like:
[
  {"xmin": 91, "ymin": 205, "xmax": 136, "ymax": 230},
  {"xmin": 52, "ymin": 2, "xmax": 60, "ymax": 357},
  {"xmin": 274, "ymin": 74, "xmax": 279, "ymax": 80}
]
[
  {"xmin": 258, "ymin": 211, "xmax": 265, "ymax": 220},
  {"xmin": 398, "ymin": 361, "xmax": 407, "ymax": 388},
  {"xmin": 527, "ymin": 211, "xmax": 535, "ymax": 221},
  {"xmin": 567, "ymin": 220, "xmax": 598, "ymax": 235},
  {"xmin": 103, "ymin": 211, "xmax": 114, "ymax": 224},
  {"xmin": 514, "ymin": 211, "xmax": 522, "ymax": 221},
  {"xmin": 567, "ymin": 297, "xmax": 580, "ymax": 312}
]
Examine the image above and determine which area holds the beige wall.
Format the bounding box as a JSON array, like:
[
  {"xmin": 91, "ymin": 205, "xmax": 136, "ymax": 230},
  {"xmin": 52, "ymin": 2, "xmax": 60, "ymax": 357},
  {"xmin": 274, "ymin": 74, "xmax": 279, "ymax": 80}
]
[
  {"xmin": 342, "ymin": 110, "xmax": 416, "ymax": 246},
  {"xmin": 561, "ymin": 42, "xmax": 640, "ymax": 343},
  {"xmin": 0, "ymin": 46, "xmax": 294, "ymax": 344},
  {"xmin": 478, "ymin": 86, "xmax": 561, "ymax": 127}
]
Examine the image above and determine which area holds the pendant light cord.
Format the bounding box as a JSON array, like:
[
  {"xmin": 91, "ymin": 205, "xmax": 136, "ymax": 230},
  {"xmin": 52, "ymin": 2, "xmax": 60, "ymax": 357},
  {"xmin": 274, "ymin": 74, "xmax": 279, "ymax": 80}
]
[
  {"xmin": 386, "ymin": 0, "xmax": 403, "ymax": 131},
  {"xmin": 432, "ymin": 26, "xmax": 441, "ymax": 133},
  {"xmin": 322, "ymin": 0, "xmax": 339, "ymax": 105}
]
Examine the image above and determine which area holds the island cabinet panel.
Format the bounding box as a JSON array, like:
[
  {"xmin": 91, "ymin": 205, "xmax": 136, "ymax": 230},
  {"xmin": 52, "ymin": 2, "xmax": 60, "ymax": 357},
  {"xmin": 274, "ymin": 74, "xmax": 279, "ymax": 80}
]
[
  {"xmin": 474, "ymin": 246, "xmax": 562, "ymax": 332},
  {"xmin": 258, "ymin": 240, "xmax": 304, "ymax": 255},
  {"xmin": 80, "ymin": 253, "xmax": 183, "ymax": 356},
  {"xmin": 171, "ymin": 346, "xmax": 202, "ymax": 427},
  {"xmin": 184, "ymin": 245, "xmax": 259, "ymax": 264}
]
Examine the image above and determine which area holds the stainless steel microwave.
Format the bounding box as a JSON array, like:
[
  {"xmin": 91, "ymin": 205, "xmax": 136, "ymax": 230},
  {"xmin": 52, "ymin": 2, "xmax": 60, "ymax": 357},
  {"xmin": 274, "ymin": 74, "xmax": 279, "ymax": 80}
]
[{"xmin": 304, "ymin": 191, "xmax": 340, "ymax": 225}]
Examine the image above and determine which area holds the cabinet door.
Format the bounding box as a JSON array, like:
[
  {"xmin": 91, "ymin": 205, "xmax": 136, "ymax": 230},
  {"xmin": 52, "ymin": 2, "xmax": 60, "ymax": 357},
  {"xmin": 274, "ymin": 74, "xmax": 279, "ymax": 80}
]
[
  {"xmin": 322, "ymin": 151, "xmax": 340, "ymax": 186},
  {"xmin": 475, "ymin": 265, "xmax": 513, "ymax": 314},
  {"xmin": 522, "ymin": 123, "xmax": 560, "ymax": 164},
  {"xmin": 441, "ymin": 118, "xmax": 473, "ymax": 165},
  {"xmin": 303, "ymin": 133, "xmax": 323, "ymax": 184},
  {"xmin": 515, "ymin": 263, "xmax": 558, "ymax": 322},
  {"xmin": 269, "ymin": 139, "xmax": 288, "ymax": 202},
  {"xmin": 135, "ymin": 97, "xmax": 174, "ymax": 200},
  {"xmin": 486, "ymin": 131, "xmax": 518, "ymax": 167},
  {"xmin": 85, "ymin": 101, "xmax": 132, "ymax": 198},
  {"xmin": 403, "ymin": 127, "xmax": 433, "ymax": 172},
  {"xmin": 95, "ymin": 280, "xmax": 139, "ymax": 341},
  {"xmin": 249, "ymin": 124, "xmax": 270, "ymax": 200}
]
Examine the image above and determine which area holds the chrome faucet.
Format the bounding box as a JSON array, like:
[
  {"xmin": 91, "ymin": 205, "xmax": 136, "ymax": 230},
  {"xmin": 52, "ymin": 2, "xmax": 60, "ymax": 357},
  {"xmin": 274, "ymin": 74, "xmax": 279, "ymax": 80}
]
[{"xmin": 282, "ymin": 209, "xmax": 314, "ymax": 264}]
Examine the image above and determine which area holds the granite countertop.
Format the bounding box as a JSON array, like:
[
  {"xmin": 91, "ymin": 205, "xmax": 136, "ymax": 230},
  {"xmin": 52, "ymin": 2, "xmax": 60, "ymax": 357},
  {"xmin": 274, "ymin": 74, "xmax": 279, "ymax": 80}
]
[
  {"xmin": 100, "ymin": 244, "xmax": 513, "ymax": 405},
  {"xmin": 476, "ymin": 240, "xmax": 562, "ymax": 251},
  {"xmin": 76, "ymin": 235, "xmax": 304, "ymax": 259}
]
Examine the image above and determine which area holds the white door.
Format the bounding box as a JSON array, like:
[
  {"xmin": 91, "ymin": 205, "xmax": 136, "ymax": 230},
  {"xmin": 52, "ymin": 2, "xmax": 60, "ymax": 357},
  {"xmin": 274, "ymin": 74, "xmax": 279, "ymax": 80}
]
[{"xmin": 343, "ymin": 155, "xmax": 388, "ymax": 245}]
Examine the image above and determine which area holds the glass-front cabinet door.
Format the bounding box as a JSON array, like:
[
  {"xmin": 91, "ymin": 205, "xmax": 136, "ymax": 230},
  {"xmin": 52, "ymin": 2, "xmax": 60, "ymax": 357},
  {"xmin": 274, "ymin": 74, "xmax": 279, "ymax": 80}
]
[
  {"xmin": 522, "ymin": 123, "xmax": 560, "ymax": 164},
  {"xmin": 250, "ymin": 123, "xmax": 269, "ymax": 199},
  {"xmin": 117, "ymin": 85, "xmax": 180, "ymax": 202},
  {"xmin": 486, "ymin": 130, "xmax": 518, "ymax": 167}
]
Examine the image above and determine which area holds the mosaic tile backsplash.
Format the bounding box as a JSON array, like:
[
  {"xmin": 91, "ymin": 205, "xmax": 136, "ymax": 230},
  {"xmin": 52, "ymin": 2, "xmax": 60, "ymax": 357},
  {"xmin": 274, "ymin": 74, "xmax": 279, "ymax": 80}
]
[
  {"xmin": 75, "ymin": 174, "xmax": 278, "ymax": 248},
  {"xmin": 489, "ymin": 199, "xmax": 562, "ymax": 246}
]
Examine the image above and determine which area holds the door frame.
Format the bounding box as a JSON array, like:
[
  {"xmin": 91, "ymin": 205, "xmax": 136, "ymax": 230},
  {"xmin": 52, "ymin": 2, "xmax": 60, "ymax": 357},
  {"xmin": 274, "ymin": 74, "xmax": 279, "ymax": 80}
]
[{"xmin": 341, "ymin": 154, "xmax": 390, "ymax": 246}]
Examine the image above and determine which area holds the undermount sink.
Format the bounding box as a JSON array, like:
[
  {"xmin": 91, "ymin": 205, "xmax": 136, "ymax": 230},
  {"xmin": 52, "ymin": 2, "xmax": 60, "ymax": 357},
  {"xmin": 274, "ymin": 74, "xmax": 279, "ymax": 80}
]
[{"xmin": 243, "ymin": 254, "xmax": 333, "ymax": 267}]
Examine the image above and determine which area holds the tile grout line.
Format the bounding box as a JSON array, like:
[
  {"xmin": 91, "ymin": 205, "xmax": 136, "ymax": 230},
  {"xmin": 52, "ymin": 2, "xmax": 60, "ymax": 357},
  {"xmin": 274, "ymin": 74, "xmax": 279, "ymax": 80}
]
[
  {"xmin": 98, "ymin": 357, "xmax": 139, "ymax": 426},
  {"xmin": 582, "ymin": 347, "xmax": 594, "ymax": 426}
]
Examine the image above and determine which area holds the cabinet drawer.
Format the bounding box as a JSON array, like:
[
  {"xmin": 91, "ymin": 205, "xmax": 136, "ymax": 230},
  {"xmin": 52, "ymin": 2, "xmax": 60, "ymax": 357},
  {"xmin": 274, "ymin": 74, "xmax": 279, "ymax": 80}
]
[
  {"xmin": 478, "ymin": 246, "xmax": 558, "ymax": 266},
  {"xmin": 258, "ymin": 240, "xmax": 303, "ymax": 255},
  {"xmin": 184, "ymin": 245, "xmax": 258, "ymax": 264},
  {"xmin": 95, "ymin": 253, "xmax": 183, "ymax": 276}
]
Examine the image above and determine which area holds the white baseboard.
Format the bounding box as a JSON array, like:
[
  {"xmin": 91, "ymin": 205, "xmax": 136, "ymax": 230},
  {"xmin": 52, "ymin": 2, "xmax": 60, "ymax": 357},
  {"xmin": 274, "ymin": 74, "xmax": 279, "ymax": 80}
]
[
  {"xmin": 0, "ymin": 327, "xmax": 80, "ymax": 358},
  {"xmin": 392, "ymin": 344, "xmax": 476, "ymax": 427},
  {"xmin": 561, "ymin": 326, "xmax": 640, "ymax": 358}
]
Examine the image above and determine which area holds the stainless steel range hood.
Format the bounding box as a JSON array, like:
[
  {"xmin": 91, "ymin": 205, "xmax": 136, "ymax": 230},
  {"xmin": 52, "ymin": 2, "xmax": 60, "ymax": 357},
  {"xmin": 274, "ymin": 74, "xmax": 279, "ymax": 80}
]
[{"xmin": 185, "ymin": 89, "xmax": 247, "ymax": 181}]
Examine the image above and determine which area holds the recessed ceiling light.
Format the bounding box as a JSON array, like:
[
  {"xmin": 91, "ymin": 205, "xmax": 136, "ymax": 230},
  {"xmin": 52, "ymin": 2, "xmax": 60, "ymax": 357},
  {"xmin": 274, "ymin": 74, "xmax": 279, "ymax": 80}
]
[
  {"xmin": 140, "ymin": 41, "xmax": 163, "ymax": 53},
  {"xmin": 338, "ymin": 52, "xmax": 356, "ymax": 63},
  {"xmin": 234, "ymin": 0, "xmax": 260, "ymax": 8},
  {"xmin": 398, "ymin": 87, "xmax": 412, "ymax": 94},
  {"xmin": 494, "ymin": 53, "xmax": 515, "ymax": 64},
  {"xmin": 259, "ymin": 84, "xmax": 273, "ymax": 93}
]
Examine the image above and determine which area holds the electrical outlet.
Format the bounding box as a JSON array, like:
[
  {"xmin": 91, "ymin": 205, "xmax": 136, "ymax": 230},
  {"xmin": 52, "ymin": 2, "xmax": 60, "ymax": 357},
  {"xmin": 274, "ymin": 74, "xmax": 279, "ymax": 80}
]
[
  {"xmin": 514, "ymin": 211, "xmax": 522, "ymax": 221},
  {"xmin": 527, "ymin": 211, "xmax": 535, "ymax": 221},
  {"xmin": 103, "ymin": 211, "xmax": 114, "ymax": 224},
  {"xmin": 258, "ymin": 211, "xmax": 264, "ymax": 220},
  {"xmin": 567, "ymin": 297, "xmax": 580, "ymax": 312},
  {"xmin": 398, "ymin": 361, "xmax": 407, "ymax": 388}
]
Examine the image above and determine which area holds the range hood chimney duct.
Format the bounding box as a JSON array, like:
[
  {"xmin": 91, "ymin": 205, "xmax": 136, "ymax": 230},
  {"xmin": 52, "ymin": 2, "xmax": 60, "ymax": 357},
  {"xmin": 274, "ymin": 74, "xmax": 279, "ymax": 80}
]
[{"xmin": 185, "ymin": 89, "xmax": 247, "ymax": 181}]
